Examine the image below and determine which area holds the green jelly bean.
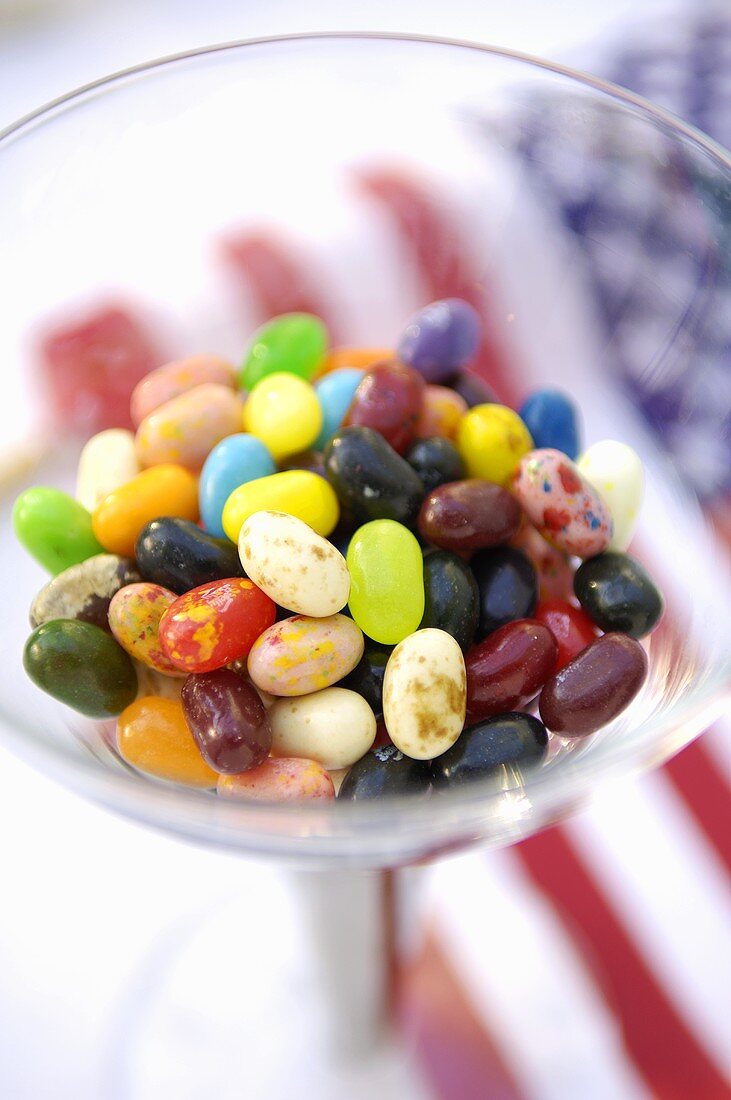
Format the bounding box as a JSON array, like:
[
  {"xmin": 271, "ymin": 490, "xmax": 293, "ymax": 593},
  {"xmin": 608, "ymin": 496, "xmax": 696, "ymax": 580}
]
[
  {"xmin": 23, "ymin": 619, "xmax": 138, "ymax": 718},
  {"xmin": 13, "ymin": 487, "xmax": 104, "ymax": 575},
  {"xmin": 240, "ymin": 313, "xmax": 327, "ymax": 390},
  {"xmin": 347, "ymin": 520, "xmax": 424, "ymax": 645}
]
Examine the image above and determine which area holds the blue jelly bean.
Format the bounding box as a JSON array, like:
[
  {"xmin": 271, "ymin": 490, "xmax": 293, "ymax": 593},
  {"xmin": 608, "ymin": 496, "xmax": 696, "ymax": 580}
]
[
  {"xmin": 397, "ymin": 298, "xmax": 481, "ymax": 383},
  {"xmin": 519, "ymin": 389, "xmax": 580, "ymax": 460},
  {"xmin": 314, "ymin": 368, "xmax": 364, "ymax": 451},
  {"xmin": 199, "ymin": 434, "xmax": 276, "ymax": 538}
]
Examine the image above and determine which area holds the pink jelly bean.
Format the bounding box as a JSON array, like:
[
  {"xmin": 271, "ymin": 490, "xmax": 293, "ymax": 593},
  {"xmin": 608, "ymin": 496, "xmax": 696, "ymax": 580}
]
[
  {"xmin": 217, "ymin": 757, "xmax": 335, "ymax": 801},
  {"xmin": 512, "ymin": 449, "xmax": 613, "ymax": 558},
  {"xmin": 131, "ymin": 354, "xmax": 237, "ymax": 427}
]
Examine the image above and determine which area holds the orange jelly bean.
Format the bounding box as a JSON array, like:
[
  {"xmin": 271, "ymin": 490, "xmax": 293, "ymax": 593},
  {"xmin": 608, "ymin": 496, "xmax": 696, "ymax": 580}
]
[
  {"xmin": 314, "ymin": 346, "xmax": 392, "ymax": 379},
  {"xmin": 92, "ymin": 464, "xmax": 199, "ymax": 557},
  {"xmin": 415, "ymin": 384, "xmax": 468, "ymax": 440},
  {"xmin": 117, "ymin": 696, "xmax": 218, "ymax": 787}
]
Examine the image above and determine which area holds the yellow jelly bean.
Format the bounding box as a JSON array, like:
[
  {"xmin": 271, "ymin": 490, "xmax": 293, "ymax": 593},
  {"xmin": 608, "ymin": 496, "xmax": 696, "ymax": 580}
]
[
  {"xmin": 116, "ymin": 696, "xmax": 218, "ymax": 787},
  {"xmin": 92, "ymin": 464, "xmax": 199, "ymax": 558},
  {"xmin": 456, "ymin": 404, "xmax": 533, "ymax": 485},
  {"xmin": 243, "ymin": 372, "xmax": 323, "ymax": 461},
  {"xmin": 222, "ymin": 470, "xmax": 339, "ymax": 542},
  {"xmin": 346, "ymin": 519, "xmax": 424, "ymax": 645}
]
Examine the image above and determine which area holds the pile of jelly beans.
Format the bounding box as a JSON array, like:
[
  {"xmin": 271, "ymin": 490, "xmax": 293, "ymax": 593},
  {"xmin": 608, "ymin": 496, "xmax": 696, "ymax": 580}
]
[{"xmin": 14, "ymin": 298, "xmax": 664, "ymax": 802}]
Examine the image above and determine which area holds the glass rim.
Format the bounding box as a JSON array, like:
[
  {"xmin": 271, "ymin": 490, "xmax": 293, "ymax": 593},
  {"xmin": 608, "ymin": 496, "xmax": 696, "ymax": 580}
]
[{"xmin": 2, "ymin": 31, "xmax": 731, "ymax": 856}]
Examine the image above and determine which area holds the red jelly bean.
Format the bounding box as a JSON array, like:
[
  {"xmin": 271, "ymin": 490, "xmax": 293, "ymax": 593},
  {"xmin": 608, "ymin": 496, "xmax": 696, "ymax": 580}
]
[
  {"xmin": 418, "ymin": 479, "xmax": 522, "ymax": 552},
  {"xmin": 159, "ymin": 578, "xmax": 275, "ymax": 674},
  {"xmin": 465, "ymin": 619, "xmax": 558, "ymax": 721},
  {"xmin": 343, "ymin": 361, "xmax": 425, "ymax": 454},
  {"xmin": 533, "ymin": 599, "xmax": 599, "ymax": 672},
  {"xmin": 181, "ymin": 669, "xmax": 272, "ymax": 774},
  {"xmin": 539, "ymin": 632, "xmax": 648, "ymax": 738}
]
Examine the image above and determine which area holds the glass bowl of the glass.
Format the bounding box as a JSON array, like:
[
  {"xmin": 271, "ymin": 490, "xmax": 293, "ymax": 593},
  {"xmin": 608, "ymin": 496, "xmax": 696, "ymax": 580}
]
[{"xmin": 0, "ymin": 34, "xmax": 729, "ymax": 871}]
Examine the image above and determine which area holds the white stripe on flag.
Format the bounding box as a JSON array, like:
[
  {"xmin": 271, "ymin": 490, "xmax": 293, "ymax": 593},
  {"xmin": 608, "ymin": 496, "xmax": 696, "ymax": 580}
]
[
  {"xmin": 568, "ymin": 772, "xmax": 731, "ymax": 1083},
  {"xmin": 701, "ymin": 717, "xmax": 731, "ymax": 790},
  {"xmin": 428, "ymin": 850, "xmax": 652, "ymax": 1100}
]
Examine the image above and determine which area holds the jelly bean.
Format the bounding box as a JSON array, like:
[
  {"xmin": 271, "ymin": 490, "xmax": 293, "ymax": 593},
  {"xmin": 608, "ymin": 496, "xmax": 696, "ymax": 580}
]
[
  {"xmin": 519, "ymin": 389, "xmax": 580, "ymax": 460},
  {"xmin": 414, "ymin": 384, "xmax": 468, "ymax": 440},
  {"xmin": 573, "ymin": 552, "xmax": 664, "ymax": 638},
  {"xmin": 533, "ymin": 599, "xmax": 599, "ymax": 671},
  {"xmin": 432, "ymin": 713, "xmax": 548, "ymax": 787},
  {"xmin": 323, "ymin": 427, "xmax": 424, "ymax": 526},
  {"xmin": 471, "ymin": 546, "xmax": 538, "ymax": 638},
  {"xmin": 382, "ymin": 628, "xmax": 466, "ymax": 760},
  {"xmin": 181, "ymin": 669, "xmax": 272, "ymax": 773},
  {"xmin": 512, "ymin": 448, "xmax": 613, "ymax": 557},
  {"xmin": 447, "ymin": 370, "xmax": 498, "ymax": 409},
  {"xmin": 24, "ymin": 619, "xmax": 137, "ymax": 717},
  {"xmin": 539, "ymin": 633, "xmax": 648, "ymax": 737},
  {"xmin": 247, "ymin": 614, "xmax": 364, "ymax": 696},
  {"xmin": 314, "ymin": 368, "xmax": 365, "ymax": 450},
  {"xmin": 29, "ymin": 554, "xmax": 140, "ymax": 631},
  {"xmin": 218, "ymin": 758, "xmax": 335, "ymax": 801},
  {"xmin": 117, "ymin": 696, "xmax": 218, "ymax": 787},
  {"xmin": 223, "ymin": 470, "xmax": 339, "ymax": 543},
  {"xmin": 338, "ymin": 745, "xmax": 433, "ymax": 800},
  {"xmin": 347, "ymin": 520, "xmax": 424, "ymax": 645},
  {"xmin": 159, "ymin": 578, "xmax": 276, "ymax": 674},
  {"xmin": 108, "ymin": 583, "xmax": 183, "ymax": 675},
  {"xmin": 397, "ymin": 298, "xmax": 481, "ymax": 383},
  {"xmin": 278, "ymin": 450, "xmax": 327, "ymax": 480},
  {"xmin": 341, "ymin": 641, "xmax": 392, "ymax": 717},
  {"xmin": 464, "ymin": 620, "xmax": 557, "ymax": 721},
  {"xmin": 420, "ymin": 549, "xmax": 479, "ymax": 652},
  {"xmin": 240, "ymin": 312, "xmax": 327, "ymax": 390},
  {"xmin": 76, "ymin": 429, "xmax": 140, "ymax": 512},
  {"xmin": 14, "ymin": 487, "xmax": 104, "ymax": 575},
  {"xmin": 508, "ymin": 522, "xmax": 575, "ymax": 601},
  {"xmin": 577, "ymin": 440, "xmax": 644, "ymax": 551},
  {"xmin": 243, "ymin": 372, "xmax": 323, "ymax": 461},
  {"xmin": 315, "ymin": 346, "xmax": 391, "ymax": 379},
  {"xmin": 406, "ymin": 436, "xmax": 465, "ymax": 495},
  {"xmin": 135, "ymin": 517, "xmax": 245, "ymax": 594},
  {"xmin": 343, "ymin": 361, "xmax": 425, "ymax": 454},
  {"xmin": 269, "ymin": 687, "xmax": 376, "ymax": 769},
  {"xmin": 135, "ymin": 383, "xmax": 244, "ymax": 471},
  {"xmin": 238, "ymin": 510, "xmax": 350, "ymax": 617},
  {"xmin": 418, "ymin": 479, "xmax": 522, "ymax": 552},
  {"xmin": 131, "ymin": 354, "xmax": 236, "ymax": 427},
  {"xmin": 199, "ymin": 434, "xmax": 276, "ymax": 539},
  {"xmin": 457, "ymin": 404, "xmax": 534, "ymax": 485},
  {"xmin": 92, "ymin": 464, "xmax": 199, "ymax": 557}
]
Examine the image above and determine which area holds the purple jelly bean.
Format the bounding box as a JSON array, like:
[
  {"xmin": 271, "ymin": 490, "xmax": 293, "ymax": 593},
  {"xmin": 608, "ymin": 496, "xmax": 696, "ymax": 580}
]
[{"xmin": 397, "ymin": 298, "xmax": 481, "ymax": 383}]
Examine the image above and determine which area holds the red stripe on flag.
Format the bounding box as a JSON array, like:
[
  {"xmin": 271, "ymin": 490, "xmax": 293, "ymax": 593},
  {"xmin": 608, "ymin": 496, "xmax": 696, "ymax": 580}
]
[
  {"xmin": 398, "ymin": 929, "xmax": 524, "ymax": 1100},
  {"xmin": 354, "ymin": 169, "xmax": 521, "ymax": 407},
  {"xmin": 516, "ymin": 828, "xmax": 731, "ymax": 1100},
  {"xmin": 663, "ymin": 736, "xmax": 731, "ymax": 878}
]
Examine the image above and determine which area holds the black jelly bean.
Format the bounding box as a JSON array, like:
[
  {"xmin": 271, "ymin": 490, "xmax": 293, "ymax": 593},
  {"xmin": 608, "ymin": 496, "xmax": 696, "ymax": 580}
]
[
  {"xmin": 338, "ymin": 745, "xmax": 433, "ymax": 800},
  {"xmin": 471, "ymin": 546, "xmax": 538, "ymax": 638},
  {"xmin": 420, "ymin": 549, "xmax": 479, "ymax": 652},
  {"xmin": 432, "ymin": 712, "xmax": 548, "ymax": 787},
  {"xmin": 341, "ymin": 641, "xmax": 392, "ymax": 717},
  {"xmin": 323, "ymin": 426, "xmax": 425, "ymax": 526},
  {"xmin": 447, "ymin": 370, "xmax": 498, "ymax": 408},
  {"xmin": 573, "ymin": 551, "xmax": 664, "ymax": 638},
  {"xmin": 406, "ymin": 436, "xmax": 465, "ymax": 495},
  {"xmin": 135, "ymin": 517, "xmax": 246, "ymax": 594}
]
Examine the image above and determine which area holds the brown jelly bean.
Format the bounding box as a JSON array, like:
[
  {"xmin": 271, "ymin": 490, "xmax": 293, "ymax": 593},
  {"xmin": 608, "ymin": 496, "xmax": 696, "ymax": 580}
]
[
  {"xmin": 465, "ymin": 619, "xmax": 557, "ymax": 721},
  {"xmin": 181, "ymin": 668, "xmax": 272, "ymax": 773},
  {"xmin": 343, "ymin": 361, "xmax": 425, "ymax": 454},
  {"xmin": 418, "ymin": 479, "xmax": 522, "ymax": 552},
  {"xmin": 539, "ymin": 632, "xmax": 648, "ymax": 738}
]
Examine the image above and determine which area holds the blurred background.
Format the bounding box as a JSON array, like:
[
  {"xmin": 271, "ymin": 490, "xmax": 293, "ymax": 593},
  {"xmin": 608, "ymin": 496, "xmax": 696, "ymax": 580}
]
[{"xmin": 1, "ymin": 2, "xmax": 730, "ymax": 1099}]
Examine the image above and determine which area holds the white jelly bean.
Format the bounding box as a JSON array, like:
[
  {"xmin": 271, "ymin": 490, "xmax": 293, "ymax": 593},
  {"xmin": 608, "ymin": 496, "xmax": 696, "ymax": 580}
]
[
  {"xmin": 383, "ymin": 628, "xmax": 466, "ymax": 760},
  {"xmin": 239, "ymin": 510, "xmax": 350, "ymax": 617},
  {"xmin": 269, "ymin": 687, "xmax": 376, "ymax": 769},
  {"xmin": 577, "ymin": 440, "xmax": 644, "ymax": 552},
  {"xmin": 76, "ymin": 429, "xmax": 139, "ymax": 512}
]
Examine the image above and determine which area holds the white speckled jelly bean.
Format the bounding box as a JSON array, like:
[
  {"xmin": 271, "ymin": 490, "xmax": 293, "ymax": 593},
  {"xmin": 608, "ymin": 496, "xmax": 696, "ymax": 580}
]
[
  {"xmin": 76, "ymin": 429, "xmax": 140, "ymax": 512},
  {"xmin": 269, "ymin": 687, "xmax": 376, "ymax": 769},
  {"xmin": 512, "ymin": 448, "xmax": 613, "ymax": 558},
  {"xmin": 577, "ymin": 440, "xmax": 644, "ymax": 552},
  {"xmin": 382, "ymin": 628, "xmax": 466, "ymax": 761},
  {"xmin": 238, "ymin": 510, "xmax": 350, "ymax": 617},
  {"xmin": 248, "ymin": 614, "xmax": 364, "ymax": 696}
]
